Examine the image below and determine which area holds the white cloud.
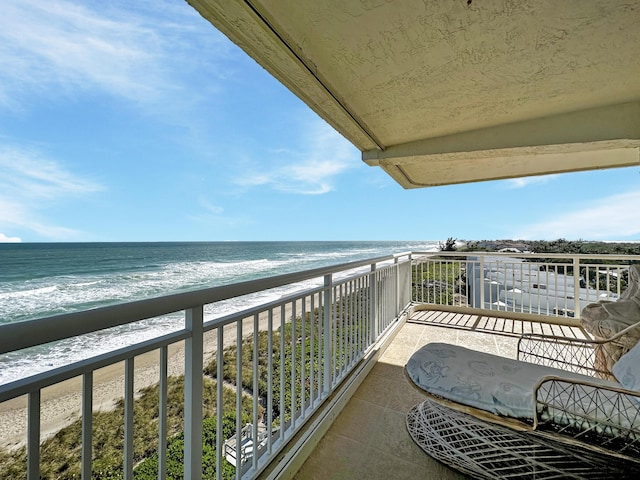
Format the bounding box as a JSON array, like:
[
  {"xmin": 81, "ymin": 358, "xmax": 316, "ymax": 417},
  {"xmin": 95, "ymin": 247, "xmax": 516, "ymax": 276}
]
[
  {"xmin": 0, "ymin": 1, "xmax": 155, "ymax": 108},
  {"xmin": 0, "ymin": 0, "xmax": 227, "ymax": 111},
  {"xmin": 200, "ymin": 198, "xmax": 225, "ymax": 215},
  {"xmin": 505, "ymin": 174, "xmax": 559, "ymax": 189},
  {"xmin": 0, "ymin": 233, "xmax": 21, "ymax": 243},
  {"xmin": 188, "ymin": 203, "xmax": 250, "ymax": 230},
  {"xmin": 513, "ymin": 190, "xmax": 640, "ymax": 240},
  {"xmin": 0, "ymin": 147, "xmax": 103, "ymax": 199},
  {"xmin": 0, "ymin": 146, "xmax": 104, "ymax": 240},
  {"xmin": 237, "ymin": 121, "xmax": 357, "ymax": 195}
]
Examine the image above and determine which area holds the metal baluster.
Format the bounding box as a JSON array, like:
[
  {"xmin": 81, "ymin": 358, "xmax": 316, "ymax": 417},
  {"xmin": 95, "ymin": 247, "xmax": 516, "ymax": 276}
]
[
  {"xmin": 216, "ymin": 327, "xmax": 223, "ymax": 480},
  {"xmin": 236, "ymin": 318, "xmax": 243, "ymax": 480},
  {"xmin": 27, "ymin": 390, "xmax": 40, "ymax": 480},
  {"xmin": 185, "ymin": 307, "xmax": 204, "ymax": 480},
  {"xmin": 266, "ymin": 309, "xmax": 273, "ymax": 456},
  {"xmin": 252, "ymin": 313, "xmax": 259, "ymax": 471},
  {"xmin": 81, "ymin": 372, "xmax": 93, "ymax": 480},
  {"xmin": 158, "ymin": 346, "xmax": 167, "ymax": 480},
  {"xmin": 124, "ymin": 357, "xmax": 134, "ymax": 480}
]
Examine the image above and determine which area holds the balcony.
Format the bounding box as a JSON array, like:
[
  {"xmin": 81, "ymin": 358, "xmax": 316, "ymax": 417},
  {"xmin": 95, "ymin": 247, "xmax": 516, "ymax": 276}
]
[
  {"xmin": 0, "ymin": 251, "xmax": 637, "ymax": 479},
  {"xmin": 294, "ymin": 310, "xmax": 586, "ymax": 480}
]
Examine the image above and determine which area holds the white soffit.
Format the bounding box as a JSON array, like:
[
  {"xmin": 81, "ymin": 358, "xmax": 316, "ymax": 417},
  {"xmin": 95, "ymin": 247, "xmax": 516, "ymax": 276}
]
[{"xmin": 188, "ymin": 0, "xmax": 640, "ymax": 188}]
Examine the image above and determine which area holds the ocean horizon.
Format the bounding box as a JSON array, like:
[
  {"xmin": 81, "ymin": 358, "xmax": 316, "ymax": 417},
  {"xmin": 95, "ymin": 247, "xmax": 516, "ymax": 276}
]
[{"xmin": 0, "ymin": 240, "xmax": 439, "ymax": 384}]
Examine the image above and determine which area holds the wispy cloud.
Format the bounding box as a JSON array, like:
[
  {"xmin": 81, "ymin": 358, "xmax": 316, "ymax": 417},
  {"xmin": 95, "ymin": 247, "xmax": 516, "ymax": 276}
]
[
  {"xmin": 0, "ymin": 146, "xmax": 104, "ymax": 240},
  {"xmin": 237, "ymin": 121, "xmax": 358, "ymax": 195},
  {"xmin": 0, "ymin": 0, "xmax": 227, "ymax": 112},
  {"xmin": 505, "ymin": 174, "xmax": 559, "ymax": 189},
  {"xmin": 200, "ymin": 198, "xmax": 225, "ymax": 215},
  {"xmin": 188, "ymin": 197, "xmax": 252, "ymax": 230},
  {"xmin": 513, "ymin": 190, "xmax": 640, "ymax": 240},
  {"xmin": 0, "ymin": 147, "xmax": 103, "ymax": 198}
]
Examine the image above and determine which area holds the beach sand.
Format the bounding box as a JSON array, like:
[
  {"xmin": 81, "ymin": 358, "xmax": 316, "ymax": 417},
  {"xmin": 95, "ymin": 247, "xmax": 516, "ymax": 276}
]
[
  {"xmin": 0, "ymin": 337, "xmax": 190, "ymax": 450},
  {"xmin": 0, "ymin": 301, "xmax": 306, "ymax": 451}
]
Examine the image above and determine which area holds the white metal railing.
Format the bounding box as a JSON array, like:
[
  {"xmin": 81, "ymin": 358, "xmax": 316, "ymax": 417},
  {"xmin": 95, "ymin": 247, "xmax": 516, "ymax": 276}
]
[
  {"xmin": 0, "ymin": 253, "xmax": 412, "ymax": 480},
  {"xmin": 412, "ymin": 252, "xmax": 640, "ymax": 321}
]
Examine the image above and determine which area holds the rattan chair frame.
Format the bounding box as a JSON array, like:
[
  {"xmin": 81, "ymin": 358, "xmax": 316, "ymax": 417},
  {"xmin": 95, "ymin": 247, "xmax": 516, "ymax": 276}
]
[{"xmin": 406, "ymin": 322, "xmax": 640, "ymax": 479}]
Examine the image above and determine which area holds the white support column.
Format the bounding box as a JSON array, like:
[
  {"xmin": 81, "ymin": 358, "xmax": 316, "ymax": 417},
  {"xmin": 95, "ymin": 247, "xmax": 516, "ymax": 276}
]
[
  {"xmin": 479, "ymin": 256, "xmax": 486, "ymax": 310},
  {"xmin": 27, "ymin": 390, "xmax": 40, "ymax": 480},
  {"xmin": 185, "ymin": 306, "xmax": 204, "ymax": 480},
  {"xmin": 81, "ymin": 372, "xmax": 93, "ymax": 480},
  {"xmin": 573, "ymin": 257, "xmax": 581, "ymax": 320},
  {"xmin": 395, "ymin": 257, "xmax": 400, "ymax": 316},
  {"xmin": 216, "ymin": 327, "xmax": 224, "ymax": 480},
  {"xmin": 323, "ymin": 274, "xmax": 332, "ymax": 393},
  {"xmin": 124, "ymin": 358, "xmax": 134, "ymax": 480},
  {"xmin": 369, "ymin": 264, "xmax": 378, "ymax": 341},
  {"xmin": 158, "ymin": 346, "xmax": 168, "ymax": 480}
]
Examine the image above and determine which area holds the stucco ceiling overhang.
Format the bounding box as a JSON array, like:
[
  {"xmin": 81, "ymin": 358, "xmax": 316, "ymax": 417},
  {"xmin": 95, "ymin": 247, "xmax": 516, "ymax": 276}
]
[{"xmin": 187, "ymin": 0, "xmax": 640, "ymax": 188}]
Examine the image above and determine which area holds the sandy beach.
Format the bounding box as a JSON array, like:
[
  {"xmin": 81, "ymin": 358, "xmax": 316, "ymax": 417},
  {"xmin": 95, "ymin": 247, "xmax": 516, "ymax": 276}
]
[
  {"xmin": 0, "ymin": 337, "xmax": 190, "ymax": 450},
  {"xmin": 0, "ymin": 303, "xmax": 302, "ymax": 451}
]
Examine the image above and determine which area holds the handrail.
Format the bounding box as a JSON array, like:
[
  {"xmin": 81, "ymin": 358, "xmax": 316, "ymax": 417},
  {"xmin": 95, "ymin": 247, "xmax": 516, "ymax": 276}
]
[
  {"xmin": 0, "ymin": 251, "xmax": 412, "ymax": 355},
  {"xmin": 413, "ymin": 251, "xmax": 640, "ymax": 262},
  {"xmin": 0, "ymin": 330, "xmax": 190, "ymax": 402},
  {"xmin": 411, "ymin": 251, "xmax": 639, "ymax": 321}
]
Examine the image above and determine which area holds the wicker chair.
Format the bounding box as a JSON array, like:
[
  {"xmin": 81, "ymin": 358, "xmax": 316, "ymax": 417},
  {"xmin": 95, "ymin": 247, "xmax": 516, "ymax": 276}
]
[{"xmin": 405, "ymin": 322, "xmax": 640, "ymax": 480}]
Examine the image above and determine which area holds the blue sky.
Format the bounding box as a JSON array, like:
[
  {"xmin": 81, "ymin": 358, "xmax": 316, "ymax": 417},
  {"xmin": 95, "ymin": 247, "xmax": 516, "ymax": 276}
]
[{"xmin": 1, "ymin": 0, "xmax": 639, "ymax": 243}]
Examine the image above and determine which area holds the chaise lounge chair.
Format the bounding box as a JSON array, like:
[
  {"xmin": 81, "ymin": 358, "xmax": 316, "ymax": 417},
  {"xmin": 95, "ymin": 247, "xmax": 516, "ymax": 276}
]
[{"xmin": 405, "ymin": 321, "xmax": 640, "ymax": 479}]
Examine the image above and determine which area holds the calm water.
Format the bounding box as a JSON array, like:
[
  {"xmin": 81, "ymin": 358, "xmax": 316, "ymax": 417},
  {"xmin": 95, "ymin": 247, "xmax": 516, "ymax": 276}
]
[{"xmin": 0, "ymin": 241, "xmax": 438, "ymax": 384}]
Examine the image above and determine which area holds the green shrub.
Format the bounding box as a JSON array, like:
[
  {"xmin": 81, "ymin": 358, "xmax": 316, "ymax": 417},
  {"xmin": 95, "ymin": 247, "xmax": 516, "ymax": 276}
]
[
  {"xmin": 134, "ymin": 415, "xmax": 240, "ymax": 480},
  {"xmin": 0, "ymin": 375, "xmax": 252, "ymax": 479}
]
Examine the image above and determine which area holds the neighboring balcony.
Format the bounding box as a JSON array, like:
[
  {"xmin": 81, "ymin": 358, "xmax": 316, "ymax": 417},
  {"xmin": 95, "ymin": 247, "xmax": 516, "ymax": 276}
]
[{"xmin": 0, "ymin": 251, "xmax": 637, "ymax": 479}]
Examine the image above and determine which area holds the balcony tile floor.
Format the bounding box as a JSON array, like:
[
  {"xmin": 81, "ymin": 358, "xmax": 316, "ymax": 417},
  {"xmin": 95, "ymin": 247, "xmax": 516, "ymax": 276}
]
[{"xmin": 293, "ymin": 310, "xmax": 585, "ymax": 480}]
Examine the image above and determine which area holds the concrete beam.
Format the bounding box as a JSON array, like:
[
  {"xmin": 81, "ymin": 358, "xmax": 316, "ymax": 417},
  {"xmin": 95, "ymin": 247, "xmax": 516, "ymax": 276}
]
[{"xmin": 363, "ymin": 101, "xmax": 640, "ymax": 188}]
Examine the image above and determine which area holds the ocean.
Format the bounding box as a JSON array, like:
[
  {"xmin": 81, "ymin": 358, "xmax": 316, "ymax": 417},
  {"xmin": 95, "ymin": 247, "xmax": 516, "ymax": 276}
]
[{"xmin": 0, "ymin": 241, "xmax": 438, "ymax": 384}]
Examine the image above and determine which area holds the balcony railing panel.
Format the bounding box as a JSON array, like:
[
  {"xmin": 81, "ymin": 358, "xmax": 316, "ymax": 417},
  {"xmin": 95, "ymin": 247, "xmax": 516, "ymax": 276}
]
[
  {"xmin": 0, "ymin": 253, "xmax": 412, "ymax": 480},
  {"xmin": 412, "ymin": 252, "xmax": 640, "ymax": 321}
]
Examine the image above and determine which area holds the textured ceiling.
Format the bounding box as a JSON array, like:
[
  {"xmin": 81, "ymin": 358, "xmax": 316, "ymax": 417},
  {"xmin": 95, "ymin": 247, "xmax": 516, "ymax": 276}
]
[{"xmin": 188, "ymin": 0, "xmax": 640, "ymax": 187}]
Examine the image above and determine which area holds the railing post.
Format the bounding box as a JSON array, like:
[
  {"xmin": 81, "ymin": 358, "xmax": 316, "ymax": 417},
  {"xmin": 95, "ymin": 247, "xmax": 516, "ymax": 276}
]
[
  {"xmin": 81, "ymin": 372, "xmax": 93, "ymax": 480},
  {"xmin": 370, "ymin": 263, "xmax": 378, "ymax": 341},
  {"xmin": 27, "ymin": 390, "xmax": 40, "ymax": 480},
  {"xmin": 479, "ymin": 255, "xmax": 486, "ymax": 310},
  {"xmin": 159, "ymin": 347, "xmax": 168, "ymax": 480},
  {"xmin": 323, "ymin": 274, "xmax": 332, "ymax": 393},
  {"xmin": 184, "ymin": 306, "xmax": 204, "ymax": 480},
  {"xmin": 395, "ymin": 257, "xmax": 400, "ymax": 316},
  {"xmin": 573, "ymin": 256, "xmax": 581, "ymax": 319},
  {"xmin": 124, "ymin": 358, "xmax": 134, "ymax": 480}
]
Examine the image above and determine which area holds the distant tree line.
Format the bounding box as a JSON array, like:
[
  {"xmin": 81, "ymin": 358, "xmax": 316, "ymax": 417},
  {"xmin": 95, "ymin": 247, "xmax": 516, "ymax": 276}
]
[
  {"xmin": 459, "ymin": 238, "xmax": 640, "ymax": 257},
  {"xmin": 526, "ymin": 239, "xmax": 640, "ymax": 256}
]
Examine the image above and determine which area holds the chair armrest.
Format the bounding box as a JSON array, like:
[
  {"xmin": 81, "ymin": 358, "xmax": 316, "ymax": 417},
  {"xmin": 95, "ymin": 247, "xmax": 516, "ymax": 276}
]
[
  {"xmin": 518, "ymin": 334, "xmax": 601, "ymax": 376},
  {"xmin": 519, "ymin": 321, "xmax": 640, "ymax": 378},
  {"xmin": 533, "ymin": 376, "xmax": 640, "ymax": 458}
]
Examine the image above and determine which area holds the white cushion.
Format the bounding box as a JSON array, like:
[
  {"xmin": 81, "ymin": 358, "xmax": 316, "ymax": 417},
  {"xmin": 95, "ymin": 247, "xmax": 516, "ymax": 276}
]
[
  {"xmin": 406, "ymin": 343, "xmax": 618, "ymax": 420},
  {"xmin": 613, "ymin": 341, "xmax": 640, "ymax": 391}
]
